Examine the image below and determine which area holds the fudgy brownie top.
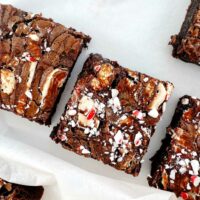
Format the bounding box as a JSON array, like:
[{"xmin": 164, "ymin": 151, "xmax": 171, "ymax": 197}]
[
  {"xmin": 149, "ymin": 96, "xmax": 200, "ymax": 200},
  {"xmin": 0, "ymin": 4, "xmax": 90, "ymax": 124},
  {"xmin": 51, "ymin": 54, "xmax": 174, "ymax": 176},
  {"xmin": 0, "ymin": 178, "xmax": 44, "ymax": 200},
  {"xmin": 170, "ymin": 0, "xmax": 200, "ymax": 64}
]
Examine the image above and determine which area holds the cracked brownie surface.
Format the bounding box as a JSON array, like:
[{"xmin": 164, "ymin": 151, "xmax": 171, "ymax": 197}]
[
  {"xmin": 0, "ymin": 178, "xmax": 44, "ymax": 200},
  {"xmin": 148, "ymin": 96, "xmax": 200, "ymax": 200},
  {"xmin": 0, "ymin": 3, "xmax": 90, "ymax": 125},
  {"xmin": 51, "ymin": 53, "xmax": 174, "ymax": 176}
]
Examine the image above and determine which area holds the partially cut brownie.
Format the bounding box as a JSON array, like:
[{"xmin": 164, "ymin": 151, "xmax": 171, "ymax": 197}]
[
  {"xmin": 0, "ymin": 4, "xmax": 90, "ymax": 125},
  {"xmin": 50, "ymin": 54, "xmax": 174, "ymax": 176},
  {"xmin": 0, "ymin": 178, "xmax": 44, "ymax": 200},
  {"xmin": 148, "ymin": 96, "xmax": 200, "ymax": 200},
  {"xmin": 170, "ymin": 0, "xmax": 200, "ymax": 65}
]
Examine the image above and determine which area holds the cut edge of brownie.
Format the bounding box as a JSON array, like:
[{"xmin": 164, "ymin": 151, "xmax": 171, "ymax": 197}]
[
  {"xmin": 148, "ymin": 95, "xmax": 192, "ymax": 180},
  {"xmin": 169, "ymin": 0, "xmax": 200, "ymax": 65},
  {"xmin": 148, "ymin": 95, "xmax": 200, "ymax": 198}
]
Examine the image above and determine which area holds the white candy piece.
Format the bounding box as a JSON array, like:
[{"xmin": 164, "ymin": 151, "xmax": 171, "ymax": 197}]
[
  {"xmin": 78, "ymin": 96, "xmax": 94, "ymax": 112},
  {"xmin": 148, "ymin": 83, "xmax": 169, "ymax": 118},
  {"xmin": 114, "ymin": 130, "xmax": 123, "ymax": 145},
  {"xmin": 143, "ymin": 77, "xmax": 149, "ymax": 82},
  {"xmin": 169, "ymin": 169, "xmax": 176, "ymax": 180},
  {"xmin": 111, "ymin": 89, "xmax": 119, "ymax": 98},
  {"xmin": 191, "ymin": 160, "xmax": 200, "ymax": 175},
  {"xmin": 67, "ymin": 109, "xmax": 77, "ymax": 116},
  {"xmin": 80, "ymin": 145, "xmax": 90, "ymax": 154},
  {"xmin": 0, "ymin": 69, "xmax": 15, "ymax": 95},
  {"xmin": 181, "ymin": 98, "xmax": 189, "ymax": 105},
  {"xmin": 179, "ymin": 167, "xmax": 186, "ymax": 174},
  {"xmin": 193, "ymin": 176, "xmax": 200, "ymax": 187},
  {"xmin": 25, "ymin": 90, "xmax": 32, "ymax": 99},
  {"xmin": 134, "ymin": 132, "xmax": 143, "ymax": 146},
  {"xmin": 148, "ymin": 109, "xmax": 159, "ymax": 118},
  {"xmin": 28, "ymin": 33, "xmax": 39, "ymax": 41}
]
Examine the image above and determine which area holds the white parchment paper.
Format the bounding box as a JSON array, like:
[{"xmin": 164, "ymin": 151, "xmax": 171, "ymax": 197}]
[{"xmin": 0, "ymin": 0, "xmax": 199, "ymax": 199}]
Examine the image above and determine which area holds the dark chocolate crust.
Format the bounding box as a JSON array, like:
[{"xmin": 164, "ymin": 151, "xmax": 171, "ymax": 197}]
[
  {"xmin": 0, "ymin": 3, "xmax": 91, "ymax": 125},
  {"xmin": 148, "ymin": 96, "xmax": 200, "ymax": 200},
  {"xmin": 51, "ymin": 53, "xmax": 174, "ymax": 176},
  {"xmin": 0, "ymin": 178, "xmax": 44, "ymax": 200},
  {"xmin": 170, "ymin": 0, "xmax": 200, "ymax": 65}
]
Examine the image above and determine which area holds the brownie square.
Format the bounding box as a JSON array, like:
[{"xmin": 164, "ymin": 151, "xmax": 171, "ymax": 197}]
[
  {"xmin": 0, "ymin": 4, "xmax": 90, "ymax": 125},
  {"xmin": 148, "ymin": 96, "xmax": 200, "ymax": 200},
  {"xmin": 0, "ymin": 178, "xmax": 44, "ymax": 200},
  {"xmin": 170, "ymin": 0, "xmax": 200, "ymax": 65},
  {"xmin": 51, "ymin": 54, "xmax": 174, "ymax": 176}
]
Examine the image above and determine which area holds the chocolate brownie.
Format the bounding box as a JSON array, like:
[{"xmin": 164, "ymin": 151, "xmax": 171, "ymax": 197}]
[
  {"xmin": 0, "ymin": 4, "xmax": 90, "ymax": 125},
  {"xmin": 0, "ymin": 178, "xmax": 44, "ymax": 200},
  {"xmin": 50, "ymin": 53, "xmax": 174, "ymax": 176},
  {"xmin": 170, "ymin": 0, "xmax": 200, "ymax": 65},
  {"xmin": 148, "ymin": 96, "xmax": 200, "ymax": 200}
]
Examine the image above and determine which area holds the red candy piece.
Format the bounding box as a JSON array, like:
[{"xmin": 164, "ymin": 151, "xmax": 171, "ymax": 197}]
[
  {"xmin": 132, "ymin": 110, "xmax": 143, "ymax": 120},
  {"xmin": 87, "ymin": 108, "xmax": 96, "ymax": 120},
  {"xmin": 135, "ymin": 140, "xmax": 141, "ymax": 146},
  {"xmin": 94, "ymin": 65, "xmax": 101, "ymax": 72},
  {"xmin": 29, "ymin": 56, "xmax": 36, "ymax": 62},
  {"xmin": 191, "ymin": 175, "xmax": 197, "ymax": 183},
  {"xmin": 180, "ymin": 192, "xmax": 188, "ymax": 200}
]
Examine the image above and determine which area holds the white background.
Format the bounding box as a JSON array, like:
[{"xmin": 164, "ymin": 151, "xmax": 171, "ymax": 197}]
[{"xmin": 0, "ymin": 0, "xmax": 199, "ymax": 199}]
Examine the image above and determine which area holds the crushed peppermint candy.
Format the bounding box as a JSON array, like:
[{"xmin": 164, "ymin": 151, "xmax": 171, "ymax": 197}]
[
  {"xmin": 169, "ymin": 169, "xmax": 176, "ymax": 180},
  {"xmin": 117, "ymin": 157, "xmax": 123, "ymax": 162},
  {"xmin": 190, "ymin": 176, "xmax": 200, "ymax": 187},
  {"xmin": 132, "ymin": 110, "xmax": 143, "ymax": 120},
  {"xmin": 111, "ymin": 89, "xmax": 119, "ymax": 97},
  {"xmin": 134, "ymin": 132, "xmax": 143, "ymax": 146},
  {"xmin": 67, "ymin": 109, "xmax": 77, "ymax": 116},
  {"xmin": 191, "ymin": 160, "xmax": 199, "ymax": 175},
  {"xmin": 46, "ymin": 47, "xmax": 51, "ymax": 52},
  {"xmin": 21, "ymin": 52, "xmax": 36, "ymax": 62},
  {"xmin": 84, "ymin": 128, "xmax": 90, "ymax": 134},
  {"xmin": 143, "ymin": 77, "xmax": 149, "ymax": 82},
  {"xmin": 87, "ymin": 108, "xmax": 96, "ymax": 120},
  {"xmin": 94, "ymin": 65, "xmax": 101, "ymax": 72},
  {"xmin": 80, "ymin": 145, "xmax": 90, "ymax": 154},
  {"xmin": 63, "ymin": 127, "xmax": 69, "ymax": 132},
  {"xmin": 25, "ymin": 90, "xmax": 32, "ymax": 99},
  {"xmin": 179, "ymin": 167, "xmax": 187, "ymax": 174},
  {"xmin": 148, "ymin": 109, "xmax": 159, "ymax": 118},
  {"xmin": 180, "ymin": 192, "xmax": 188, "ymax": 200},
  {"xmin": 108, "ymin": 89, "xmax": 121, "ymax": 113},
  {"xmin": 68, "ymin": 120, "xmax": 76, "ymax": 127},
  {"xmin": 60, "ymin": 134, "xmax": 67, "ymax": 142},
  {"xmin": 181, "ymin": 149, "xmax": 187, "ymax": 154},
  {"xmin": 114, "ymin": 130, "xmax": 123, "ymax": 145},
  {"xmin": 181, "ymin": 98, "xmax": 189, "ymax": 105},
  {"xmin": 186, "ymin": 183, "xmax": 191, "ymax": 190}
]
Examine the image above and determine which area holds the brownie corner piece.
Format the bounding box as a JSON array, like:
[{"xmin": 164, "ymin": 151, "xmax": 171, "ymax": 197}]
[
  {"xmin": 0, "ymin": 3, "xmax": 91, "ymax": 125},
  {"xmin": 0, "ymin": 178, "xmax": 44, "ymax": 200},
  {"xmin": 148, "ymin": 95, "xmax": 200, "ymax": 200},
  {"xmin": 51, "ymin": 53, "xmax": 174, "ymax": 176},
  {"xmin": 170, "ymin": 0, "xmax": 200, "ymax": 65}
]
